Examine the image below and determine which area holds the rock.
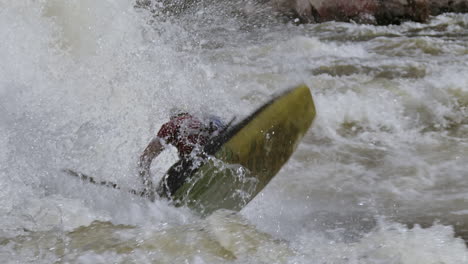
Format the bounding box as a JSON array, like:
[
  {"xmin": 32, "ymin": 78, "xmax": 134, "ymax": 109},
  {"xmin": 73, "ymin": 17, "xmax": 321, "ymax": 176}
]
[
  {"xmin": 274, "ymin": 0, "xmax": 468, "ymax": 24},
  {"xmin": 136, "ymin": 0, "xmax": 468, "ymax": 25},
  {"xmin": 312, "ymin": 0, "xmax": 379, "ymax": 23},
  {"xmin": 374, "ymin": 0, "xmax": 429, "ymax": 25},
  {"xmin": 427, "ymin": 0, "xmax": 468, "ymax": 15}
]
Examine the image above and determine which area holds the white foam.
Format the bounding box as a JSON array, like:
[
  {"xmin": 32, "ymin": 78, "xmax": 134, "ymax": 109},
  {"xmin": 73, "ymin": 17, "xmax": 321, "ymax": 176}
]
[
  {"xmin": 292, "ymin": 222, "xmax": 468, "ymax": 264},
  {"xmin": 1, "ymin": 0, "xmax": 468, "ymax": 262}
]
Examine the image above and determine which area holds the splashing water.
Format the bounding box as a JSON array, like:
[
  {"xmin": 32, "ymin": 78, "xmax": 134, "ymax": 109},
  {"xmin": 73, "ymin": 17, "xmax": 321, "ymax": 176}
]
[{"xmin": 1, "ymin": 0, "xmax": 467, "ymax": 263}]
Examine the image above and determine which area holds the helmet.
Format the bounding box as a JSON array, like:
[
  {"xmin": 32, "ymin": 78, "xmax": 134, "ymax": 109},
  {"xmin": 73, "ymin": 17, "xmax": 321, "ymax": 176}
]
[{"xmin": 169, "ymin": 107, "xmax": 189, "ymax": 118}]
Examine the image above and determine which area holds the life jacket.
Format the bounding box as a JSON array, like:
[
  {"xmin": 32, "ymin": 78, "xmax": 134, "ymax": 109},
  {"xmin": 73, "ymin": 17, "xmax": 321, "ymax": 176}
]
[{"xmin": 157, "ymin": 114, "xmax": 225, "ymax": 157}]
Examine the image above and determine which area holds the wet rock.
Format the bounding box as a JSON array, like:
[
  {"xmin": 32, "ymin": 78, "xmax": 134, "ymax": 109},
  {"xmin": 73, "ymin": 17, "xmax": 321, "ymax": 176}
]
[
  {"xmin": 427, "ymin": 0, "xmax": 468, "ymax": 15},
  {"xmin": 275, "ymin": 0, "xmax": 468, "ymax": 24},
  {"xmin": 136, "ymin": 0, "xmax": 468, "ymax": 25},
  {"xmin": 374, "ymin": 0, "xmax": 429, "ymax": 24},
  {"xmin": 274, "ymin": 0, "xmax": 428, "ymax": 24},
  {"xmin": 310, "ymin": 0, "xmax": 379, "ymax": 24}
]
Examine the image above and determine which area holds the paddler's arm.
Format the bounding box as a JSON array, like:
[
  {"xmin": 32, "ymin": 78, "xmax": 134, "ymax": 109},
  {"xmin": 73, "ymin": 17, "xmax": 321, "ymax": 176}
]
[{"xmin": 138, "ymin": 137, "xmax": 165, "ymax": 200}]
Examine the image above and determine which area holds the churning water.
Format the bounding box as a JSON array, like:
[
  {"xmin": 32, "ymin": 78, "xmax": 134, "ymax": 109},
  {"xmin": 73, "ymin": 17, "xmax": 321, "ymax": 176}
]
[{"xmin": 1, "ymin": 0, "xmax": 467, "ymax": 263}]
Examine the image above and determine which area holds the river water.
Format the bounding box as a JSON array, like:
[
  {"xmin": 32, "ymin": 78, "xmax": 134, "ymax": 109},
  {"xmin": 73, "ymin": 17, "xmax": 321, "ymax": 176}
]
[{"xmin": 1, "ymin": 0, "xmax": 467, "ymax": 263}]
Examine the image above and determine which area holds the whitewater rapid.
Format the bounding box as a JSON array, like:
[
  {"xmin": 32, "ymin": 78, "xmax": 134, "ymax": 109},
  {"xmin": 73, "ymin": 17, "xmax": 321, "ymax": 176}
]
[{"xmin": 1, "ymin": 0, "xmax": 467, "ymax": 263}]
